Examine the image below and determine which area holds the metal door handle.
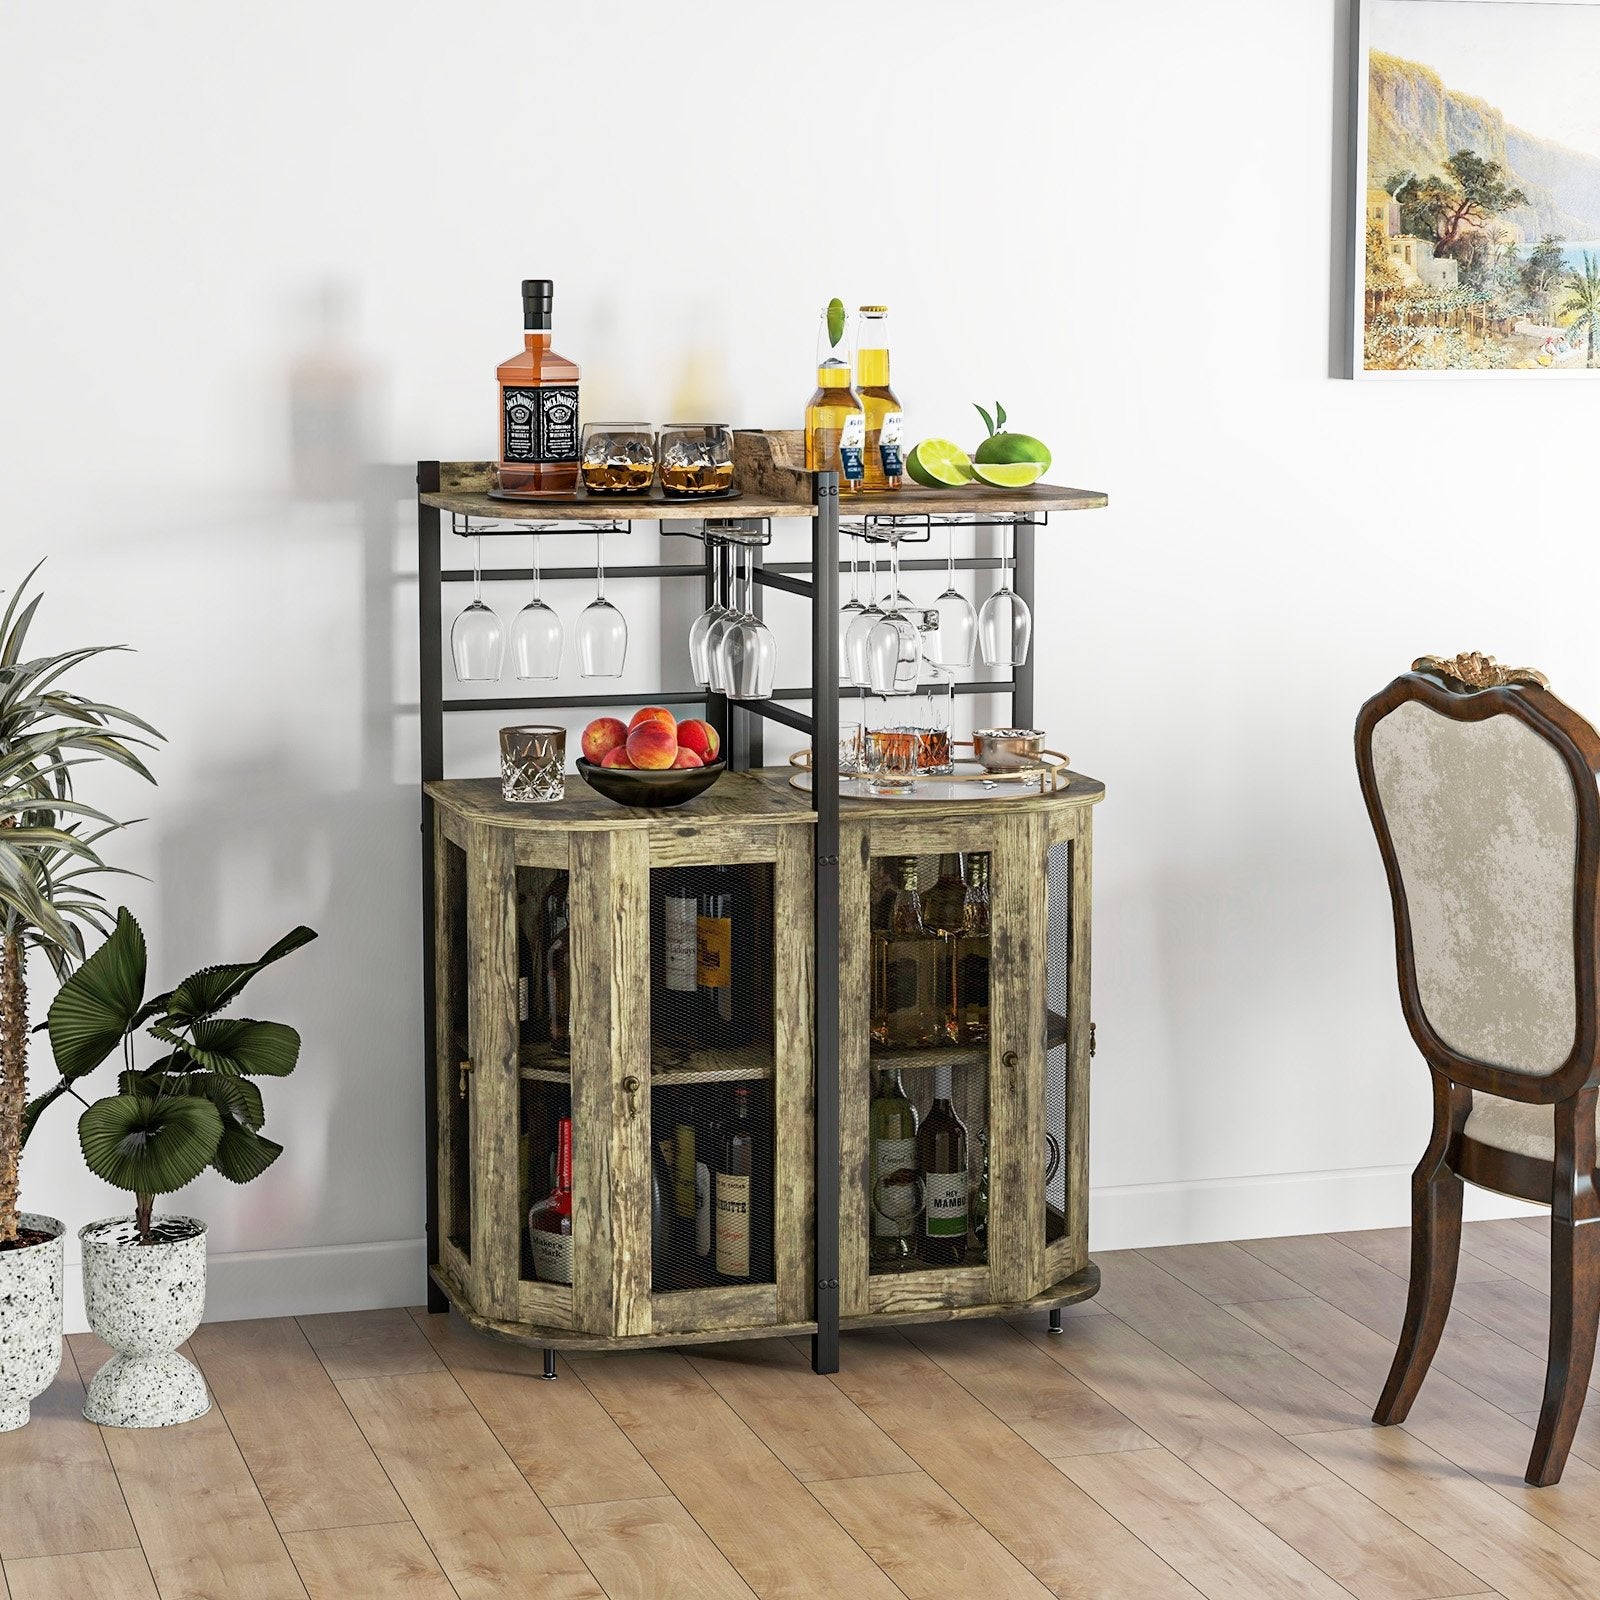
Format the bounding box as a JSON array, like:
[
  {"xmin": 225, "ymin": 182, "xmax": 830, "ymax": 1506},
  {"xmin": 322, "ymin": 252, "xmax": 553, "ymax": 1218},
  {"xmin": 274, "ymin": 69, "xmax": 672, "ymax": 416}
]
[
  {"xmin": 457, "ymin": 1058, "xmax": 473, "ymax": 1100},
  {"xmin": 622, "ymin": 1074, "xmax": 641, "ymax": 1111}
]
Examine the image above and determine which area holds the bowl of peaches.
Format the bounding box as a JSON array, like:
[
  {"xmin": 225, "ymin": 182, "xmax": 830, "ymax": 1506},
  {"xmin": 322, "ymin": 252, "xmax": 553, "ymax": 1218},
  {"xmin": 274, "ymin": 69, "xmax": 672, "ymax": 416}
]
[{"xmin": 576, "ymin": 707, "xmax": 725, "ymax": 809}]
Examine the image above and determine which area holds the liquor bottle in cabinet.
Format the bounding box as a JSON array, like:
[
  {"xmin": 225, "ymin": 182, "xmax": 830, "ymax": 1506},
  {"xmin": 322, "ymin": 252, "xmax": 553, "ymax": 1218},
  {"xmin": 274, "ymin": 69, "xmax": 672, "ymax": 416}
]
[
  {"xmin": 654, "ymin": 868, "xmax": 703, "ymax": 1050},
  {"xmin": 714, "ymin": 1085, "xmax": 771, "ymax": 1281},
  {"xmin": 870, "ymin": 1067, "xmax": 920, "ymax": 1264},
  {"xmin": 545, "ymin": 880, "xmax": 572, "ymax": 1055},
  {"xmin": 948, "ymin": 854, "xmax": 992, "ymax": 1047},
  {"xmin": 855, "ymin": 305, "xmax": 903, "ymax": 493},
  {"xmin": 923, "ymin": 854, "xmax": 968, "ymax": 937},
  {"xmin": 528, "ymin": 1116, "xmax": 575, "ymax": 1285},
  {"xmin": 698, "ymin": 866, "xmax": 757, "ymax": 1050},
  {"xmin": 516, "ymin": 892, "xmax": 534, "ymax": 1049},
  {"xmin": 871, "ymin": 858, "xmax": 946, "ymax": 1050},
  {"xmin": 918, "ymin": 1063, "xmax": 969, "ymax": 1265},
  {"xmin": 804, "ymin": 300, "xmax": 865, "ymax": 493},
  {"xmin": 497, "ymin": 278, "xmax": 580, "ymax": 497}
]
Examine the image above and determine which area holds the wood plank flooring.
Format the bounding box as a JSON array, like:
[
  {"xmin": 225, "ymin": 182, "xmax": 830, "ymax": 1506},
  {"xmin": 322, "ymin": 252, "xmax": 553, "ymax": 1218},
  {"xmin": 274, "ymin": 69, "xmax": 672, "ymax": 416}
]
[{"xmin": 0, "ymin": 1217, "xmax": 1582, "ymax": 1600}]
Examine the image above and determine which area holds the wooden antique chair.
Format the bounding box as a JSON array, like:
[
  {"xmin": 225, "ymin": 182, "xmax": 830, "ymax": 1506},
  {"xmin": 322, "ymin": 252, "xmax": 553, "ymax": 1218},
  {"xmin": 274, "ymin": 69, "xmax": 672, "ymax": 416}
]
[{"xmin": 1356, "ymin": 652, "xmax": 1600, "ymax": 1487}]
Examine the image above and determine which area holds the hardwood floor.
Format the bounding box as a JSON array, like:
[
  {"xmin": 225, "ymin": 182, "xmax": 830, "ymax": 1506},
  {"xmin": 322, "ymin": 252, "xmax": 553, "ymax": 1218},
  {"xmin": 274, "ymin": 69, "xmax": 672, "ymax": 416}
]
[{"xmin": 0, "ymin": 1218, "xmax": 1579, "ymax": 1600}]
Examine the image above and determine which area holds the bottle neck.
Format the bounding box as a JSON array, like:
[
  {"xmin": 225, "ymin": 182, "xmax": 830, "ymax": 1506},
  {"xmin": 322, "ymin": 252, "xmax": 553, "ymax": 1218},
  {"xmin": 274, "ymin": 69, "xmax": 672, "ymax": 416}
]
[
  {"xmin": 931, "ymin": 1063, "xmax": 955, "ymax": 1104},
  {"xmin": 816, "ymin": 358, "xmax": 852, "ymax": 390},
  {"xmin": 524, "ymin": 330, "xmax": 552, "ymax": 352},
  {"xmin": 877, "ymin": 1067, "xmax": 906, "ymax": 1097},
  {"xmin": 554, "ymin": 1117, "xmax": 573, "ymax": 1196}
]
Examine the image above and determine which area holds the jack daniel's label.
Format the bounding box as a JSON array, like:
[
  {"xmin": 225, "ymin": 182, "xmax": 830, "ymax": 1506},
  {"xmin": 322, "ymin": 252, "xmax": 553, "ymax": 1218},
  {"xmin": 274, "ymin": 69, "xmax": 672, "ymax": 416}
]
[{"xmin": 503, "ymin": 385, "xmax": 581, "ymax": 464}]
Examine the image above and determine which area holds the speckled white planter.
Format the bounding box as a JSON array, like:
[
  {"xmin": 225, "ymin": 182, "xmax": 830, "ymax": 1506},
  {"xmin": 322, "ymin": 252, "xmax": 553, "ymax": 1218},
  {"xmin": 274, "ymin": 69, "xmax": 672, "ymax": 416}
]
[
  {"xmin": 0, "ymin": 1214, "xmax": 64, "ymax": 1432},
  {"xmin": 79, "ymin": 1216, "xmax": 209, "ymax": 1428}
]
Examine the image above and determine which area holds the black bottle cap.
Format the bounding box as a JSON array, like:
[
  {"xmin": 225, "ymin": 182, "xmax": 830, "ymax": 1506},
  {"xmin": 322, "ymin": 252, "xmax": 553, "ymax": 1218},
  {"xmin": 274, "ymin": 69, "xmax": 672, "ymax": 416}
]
[{"xmin": 522, "ymin": 279, "xmax": 553, "ymax": 331}]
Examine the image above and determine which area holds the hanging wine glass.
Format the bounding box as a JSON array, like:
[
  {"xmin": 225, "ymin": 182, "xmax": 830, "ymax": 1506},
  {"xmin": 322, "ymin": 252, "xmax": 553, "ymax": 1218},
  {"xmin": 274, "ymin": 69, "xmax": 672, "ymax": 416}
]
[
  {"xmin": 577, "ymin": 531, "xmax": 628, "ymax": 678},
  {"xmin": 845, "ymin": 546, "xmax": 886, "ymax": 687},
  {"xmin": 688, "ymin": 538, "xmax": 732, "ymax": 689},
  {"xmin": 927, "ymin": 522, "xmax": 977, "ymax": 669},
  {"xmin": 867, "ymin": 537, "xmax": 921, "ymax": 695},
  {"xmin": 722, "ymin": 541, "xmax": 777, "ymax": 700},
  {"xmin": 510, "ymin": 534, "xmax": 563, "ymax": 680},
  {"xmin": 704, "ymin": 537, "xmax": 743, "ymax": 694},
  {"xmin": 838, "ymin": 536, "xmax": 865, "ymax": 678},
  {"xmin": 978, "ymin": 522, "xmax": 1033, "ymax": 668},
  {"xmin": 451, "ymin": 535, "xmax": 505, "ymax": 682}
]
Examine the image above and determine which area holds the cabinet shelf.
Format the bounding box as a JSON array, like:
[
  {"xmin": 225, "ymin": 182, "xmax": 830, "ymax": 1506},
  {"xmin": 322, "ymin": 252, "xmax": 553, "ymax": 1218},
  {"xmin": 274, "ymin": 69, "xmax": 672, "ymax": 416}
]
[
  {"xmin": 518, "ymin": 1043, "xmax": 776, "ymax": 1085},
  {"xmin": 867, "ymin": 1010, "xmax": 1069, "ymax": 1073}
]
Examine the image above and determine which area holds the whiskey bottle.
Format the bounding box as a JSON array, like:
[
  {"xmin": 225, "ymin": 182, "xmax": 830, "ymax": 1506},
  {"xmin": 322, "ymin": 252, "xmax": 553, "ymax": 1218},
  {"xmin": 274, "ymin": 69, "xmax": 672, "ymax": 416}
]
[
  {"xmin": 804, "ymin": 301, "xmax": 865, "ymax": 493},
  {"xmin": 870, "ymin": 1067, "xmax": 920, "ymax": 1263},
  {"xmin": 923, "ymin": 853, "xmax": 968, "ymax": 936},
  {"xmin": 715, "ymin": 1085, "xmax": 765, "ymax": 1280},
  {"xmin": 871, "ymin": 857, "xmax": 946, "ymax": 1050},
  {"xmin": 949, "ymin": 854, "xmax": 992, "ymax": 1048},
  {"xmin": 918, "ymin": 1062, "xmax": 969, "ymax": 1265},
  {"xmin": 855, "ymin": 306, "xmax": 903, "ymax": 493},
  {"xmin": 497, "ymin": 278, "xmax": 581, "ymax": 497},
  {"xmin": 528, "ymin": 1115, "xmax": 575, "ymax": 1285}
]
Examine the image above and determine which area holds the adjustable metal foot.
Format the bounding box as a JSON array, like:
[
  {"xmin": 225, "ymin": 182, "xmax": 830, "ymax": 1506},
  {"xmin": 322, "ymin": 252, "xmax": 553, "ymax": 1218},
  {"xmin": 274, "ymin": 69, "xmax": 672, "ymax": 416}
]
[
  {"xmin": 1048, "ymin": 1308, "xmax": 1063, "ymax": 1334},
  {"xmin": 541, "ymin": 1348, "xmax": 558, "ymax": 1380}
]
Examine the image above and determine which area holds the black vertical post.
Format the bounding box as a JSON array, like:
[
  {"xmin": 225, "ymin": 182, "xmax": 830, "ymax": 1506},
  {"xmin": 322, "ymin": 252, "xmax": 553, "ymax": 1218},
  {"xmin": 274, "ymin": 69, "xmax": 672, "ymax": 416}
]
[
  {"xmin": 1012, "ymin": 516, "xmax": 1036, "ymax": 731},
  {"xmin": 704, "ymin": 533, "xmax": 731, "ymax": 759},
  {"xmin": 418, "ymin": 462, "xmax": 448, "ymax": 1312},
  {"xmin": 811, "ymin": 472, "xmax": 842, "ymax": 1375}
]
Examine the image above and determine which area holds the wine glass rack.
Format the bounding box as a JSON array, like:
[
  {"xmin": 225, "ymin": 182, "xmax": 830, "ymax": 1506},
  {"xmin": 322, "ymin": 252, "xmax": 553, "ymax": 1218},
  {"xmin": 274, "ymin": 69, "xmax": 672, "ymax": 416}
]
[{"xmin": 417, "ymin": 429, "xmax": 1107, "ymax": 1374}]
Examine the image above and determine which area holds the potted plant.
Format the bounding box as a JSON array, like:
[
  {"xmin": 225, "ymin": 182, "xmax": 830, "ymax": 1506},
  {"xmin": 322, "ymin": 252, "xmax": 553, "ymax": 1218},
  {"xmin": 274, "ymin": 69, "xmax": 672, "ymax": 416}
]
[
  {"xmin": 0, "ymin": 564, "xmax": 157, "ymax": 1431},
  {"xmin": 29, "ymin": 907, "xmax": 315, "ymax": 1426}
]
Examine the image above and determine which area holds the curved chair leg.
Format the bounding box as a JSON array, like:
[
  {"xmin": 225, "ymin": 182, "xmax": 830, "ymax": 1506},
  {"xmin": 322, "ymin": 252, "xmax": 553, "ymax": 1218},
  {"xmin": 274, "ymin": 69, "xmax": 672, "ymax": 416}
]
[
  {"xmin": 1375, "ymin": 1079, "xmax": 1468, "ymax": 1427},
  {"xmin": 1527, "ymin": 1091, "xmax": 1600, "ymax": 1488}
]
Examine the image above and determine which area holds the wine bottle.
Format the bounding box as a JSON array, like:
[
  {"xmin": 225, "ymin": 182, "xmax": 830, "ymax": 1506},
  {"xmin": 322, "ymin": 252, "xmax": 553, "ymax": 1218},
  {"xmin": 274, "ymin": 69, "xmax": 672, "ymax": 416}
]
[
  {"xmin": 546, "ymin": 886, "xmax": 571, "ymax": 1055},
  {"xmin": 651, "ymin": 1136, "xmax": 672, "ymax": 1286},
  {"xmin": 715, "ymin": 1085, "xmax": 770, "ymax": 1280},
  {"xmin": 918, "ymin": 1063, "xmax": 969, "ymax": 1265},
  {"xmin": 870, "ymin": 1067, "xmax": 920, "ymax": 1263},
  {"xmin": 698, "ymin": 866, "xmax": 755, "ymax": 1049},
  {"xmin": 528, "ymin": 1116, "xmax": 574, "ymax": 1284},
  {"xmin": 949, "ymin": 854, "xmax": 992, "ymax": 1047},
  {"xmin": 654, "ymin": 867, "xmax": 703, "ymax": 1052},
  {"xmin": 871, "ymin": 858, "xmax": 945, "ymax": 1050}
]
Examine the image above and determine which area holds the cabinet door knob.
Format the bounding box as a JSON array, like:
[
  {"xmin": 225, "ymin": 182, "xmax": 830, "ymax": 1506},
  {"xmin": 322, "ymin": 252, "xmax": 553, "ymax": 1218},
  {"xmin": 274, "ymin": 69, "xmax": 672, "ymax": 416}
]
[
  {"xmin": 621, "ymin": 1074, "xmax": 641, "ymax": 1109},
  {"xmin": 457, "ymin": 1058, "xmax": 473, "ymax": 1100},
  {"xmin": 1002, "ymin": 1049, "xmax": 1019, "ymax": 1070}
]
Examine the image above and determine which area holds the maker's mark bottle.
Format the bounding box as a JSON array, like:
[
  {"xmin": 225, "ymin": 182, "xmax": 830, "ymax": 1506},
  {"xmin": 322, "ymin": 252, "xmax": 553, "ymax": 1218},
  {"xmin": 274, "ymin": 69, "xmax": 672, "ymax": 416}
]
[{"xmin": 497, "ymin": 278, "xmax": 581, "ymax": 497}]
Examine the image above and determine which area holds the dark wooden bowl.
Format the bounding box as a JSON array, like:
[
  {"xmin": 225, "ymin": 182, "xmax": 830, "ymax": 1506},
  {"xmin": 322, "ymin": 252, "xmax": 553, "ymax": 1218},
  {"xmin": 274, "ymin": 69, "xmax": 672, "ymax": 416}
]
[{"xmin": 575, "ymin": 757, "xmax": 726, "ymax": 809}]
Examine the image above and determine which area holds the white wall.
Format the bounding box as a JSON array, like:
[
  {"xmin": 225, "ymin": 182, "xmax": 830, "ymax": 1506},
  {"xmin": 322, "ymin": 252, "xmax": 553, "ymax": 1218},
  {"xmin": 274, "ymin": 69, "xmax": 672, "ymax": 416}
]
[{"xmin": 2, "ymin": 0, "xmax": 1562, "ymax": 1328}]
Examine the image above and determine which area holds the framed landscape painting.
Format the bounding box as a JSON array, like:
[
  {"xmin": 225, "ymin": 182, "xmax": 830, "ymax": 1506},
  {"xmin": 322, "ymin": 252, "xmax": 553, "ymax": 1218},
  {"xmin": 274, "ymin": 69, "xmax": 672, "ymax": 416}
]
[{"xmin": 1353, "ymin": 0, "xmax": 1600, "ymax": 376}]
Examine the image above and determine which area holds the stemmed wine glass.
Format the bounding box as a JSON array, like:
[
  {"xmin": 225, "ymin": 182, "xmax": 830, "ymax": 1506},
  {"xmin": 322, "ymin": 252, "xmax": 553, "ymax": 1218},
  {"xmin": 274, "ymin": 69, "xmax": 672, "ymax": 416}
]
[
  {"xmin": 978, "ymin": 521, "xmax": 1033, "ymax": 667},
  {"xmin": 510, "ymin": 534, "xmax": 563, "ymax": 680},
  {"xmin": 688, "ymin": 538, "xmax": 732, "ymax": 688},
  {"xmin": 866, "ymin": 537, "xmax": 921, "ymax": 695},
  {"xmin": 577, "ymin": 531, "xmax": 628, "ymax": 678},
  {"xmin": 451, "ymin": 535, "xmax": 505, "ymax": 682},
  {"xmin": 845, "ymin": 548, "xmax": 886, "ymax": 687},
  {"xmin": 838, "ymin": 538, "xmax": 866, "ymax": 678},
  {"xmin": 722, "ymin": 541, "xmax": 777, "ymax": 700},
  {"xmin": 927, "ymin": 522, "xmax": 977, "ymax": 669}
]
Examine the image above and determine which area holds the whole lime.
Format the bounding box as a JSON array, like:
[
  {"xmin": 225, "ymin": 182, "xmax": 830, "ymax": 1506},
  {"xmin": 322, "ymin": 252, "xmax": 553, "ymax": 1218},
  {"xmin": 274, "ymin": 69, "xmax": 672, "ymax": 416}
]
[{"xmin": 974, "ymin": 432, "xmax": 1052, "ymax": 472}]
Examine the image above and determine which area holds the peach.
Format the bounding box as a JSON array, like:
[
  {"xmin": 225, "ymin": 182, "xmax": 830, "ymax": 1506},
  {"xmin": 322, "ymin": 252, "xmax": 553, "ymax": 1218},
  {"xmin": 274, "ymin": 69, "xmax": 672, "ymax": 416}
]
[
  {"xmin": 600, "ymin": 745, "xmax": 634, "ymax": 768},
  {"xmin": 628, "ymin": 706, "xmax": 677, "ymax": 740},
  {"xmin": 626, "ymin": 719, "xmax": 678, "ymax": 770},
  {"xmin": 581, "ymin": 716, "xmax": 628, "ymax": 763},
  {"xmin": 677, "ymin": 718, "xmax": 720, "ymax": 764},
  {"xmin": 671, "ymin": 747, "xmax": 704, "ymax": 768}
]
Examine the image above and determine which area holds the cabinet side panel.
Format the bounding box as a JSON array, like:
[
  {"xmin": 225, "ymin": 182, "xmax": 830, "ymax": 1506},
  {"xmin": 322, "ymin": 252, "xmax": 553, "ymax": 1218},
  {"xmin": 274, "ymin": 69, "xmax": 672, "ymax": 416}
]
[
  {"xmin": 987, "ymin": 811, "xmax": 1048, "ymax": 1304},
  {"xmin": 1066, "ymin": 811, "xmax": 1093, "ymax": 1273},
  {"xmin": 466, "ymin": 820, "xmax": 520, "ymax": 1319},
  {"xmin": 839, "ymin": 822, "xmax": 874, "ymax": 1317},
  {"xmin": 774, "ymin": 825, "xmax": 816, "ymax": 1324}
]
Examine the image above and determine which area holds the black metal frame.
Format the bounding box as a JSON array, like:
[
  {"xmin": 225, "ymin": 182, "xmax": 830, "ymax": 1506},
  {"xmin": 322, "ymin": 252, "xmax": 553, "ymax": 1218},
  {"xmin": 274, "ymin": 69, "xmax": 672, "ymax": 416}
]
[{"xmin": 416, "ymin": 460, "xmax": 1036, "ymax": 1373}]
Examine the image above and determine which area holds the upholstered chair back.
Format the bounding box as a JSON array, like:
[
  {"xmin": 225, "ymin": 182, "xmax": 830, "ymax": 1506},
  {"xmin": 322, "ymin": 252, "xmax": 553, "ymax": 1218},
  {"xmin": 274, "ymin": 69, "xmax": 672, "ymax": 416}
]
[{"xmin": 1365, "ymin": 690, "xmax": 1582, "ymax": 1080}]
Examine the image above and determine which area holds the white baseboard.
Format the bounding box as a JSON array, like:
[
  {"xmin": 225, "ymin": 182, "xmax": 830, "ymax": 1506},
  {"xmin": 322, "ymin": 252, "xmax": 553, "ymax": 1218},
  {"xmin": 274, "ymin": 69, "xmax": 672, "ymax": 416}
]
[
  {"xmin": 1087, "ymin": 1163, "xmax": 1541, "ymax": 1254},
  {"xmin": 50, "ymin": 1168, "xmax": 1545, "ymax": 1335},
  {"xmin": 61, "ymin": 1235, "xmax": 428, "ymax": 1335}
]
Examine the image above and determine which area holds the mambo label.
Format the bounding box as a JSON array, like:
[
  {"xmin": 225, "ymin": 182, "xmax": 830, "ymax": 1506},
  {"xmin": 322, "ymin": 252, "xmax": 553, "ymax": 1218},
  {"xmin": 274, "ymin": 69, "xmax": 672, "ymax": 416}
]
[{"xmin": 502, "ymin": 385, "xmax": 581, "ymax": 464}]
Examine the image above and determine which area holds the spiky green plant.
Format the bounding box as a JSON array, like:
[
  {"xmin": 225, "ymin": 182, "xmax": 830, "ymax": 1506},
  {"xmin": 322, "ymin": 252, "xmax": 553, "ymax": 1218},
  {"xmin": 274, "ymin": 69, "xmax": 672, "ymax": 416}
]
[
  {"xmin": 0, "ymin": 563, "xmax": 159, "ymax": 1245},
  {"xmin": 30, "ymin": 908, "xmax": 316, "ymax": 1243}
]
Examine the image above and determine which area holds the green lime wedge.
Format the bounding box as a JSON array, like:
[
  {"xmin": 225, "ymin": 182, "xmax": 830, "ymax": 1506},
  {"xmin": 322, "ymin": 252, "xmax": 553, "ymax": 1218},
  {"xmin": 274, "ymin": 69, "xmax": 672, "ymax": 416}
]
[
  {"xmin": 826, "ymin": 297, "xmax": 846, "ymax": 348},
  {"xmin": 905, "ymin": 439, "xmax": 974, "ymax": 488},
  {"xmin": 970, "ymin": 459, "xmax": 1045, "ymax": 487}
]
